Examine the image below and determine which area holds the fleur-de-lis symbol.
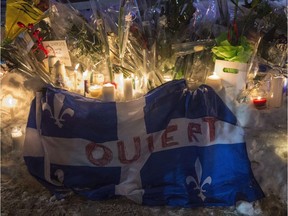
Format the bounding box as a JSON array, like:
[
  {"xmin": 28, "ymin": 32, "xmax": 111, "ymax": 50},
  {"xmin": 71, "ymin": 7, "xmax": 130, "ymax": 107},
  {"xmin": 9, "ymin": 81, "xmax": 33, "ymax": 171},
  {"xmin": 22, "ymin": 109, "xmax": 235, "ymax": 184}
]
[
  {"xmin": 42, "ymin": 93, "xmax": 74, "ymax": 128},
  {"xmin": 186, "ymin": 158, "xmax": 212, "ymax": 201}
]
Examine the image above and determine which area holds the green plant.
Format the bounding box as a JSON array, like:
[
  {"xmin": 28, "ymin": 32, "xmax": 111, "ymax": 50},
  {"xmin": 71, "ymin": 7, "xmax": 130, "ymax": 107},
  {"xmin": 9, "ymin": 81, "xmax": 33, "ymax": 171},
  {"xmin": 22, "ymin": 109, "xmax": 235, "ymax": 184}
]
[{"xmin": 211, "ymin": 32, "xmax": 253, "ymax": 63}]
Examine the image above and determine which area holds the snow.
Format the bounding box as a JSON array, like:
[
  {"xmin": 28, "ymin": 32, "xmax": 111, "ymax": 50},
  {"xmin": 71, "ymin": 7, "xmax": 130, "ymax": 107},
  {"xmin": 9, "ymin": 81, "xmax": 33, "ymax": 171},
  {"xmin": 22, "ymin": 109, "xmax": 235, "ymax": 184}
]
[{"xmin": 1, "ymin": 72, "xmax": 287, "ymax": 215}]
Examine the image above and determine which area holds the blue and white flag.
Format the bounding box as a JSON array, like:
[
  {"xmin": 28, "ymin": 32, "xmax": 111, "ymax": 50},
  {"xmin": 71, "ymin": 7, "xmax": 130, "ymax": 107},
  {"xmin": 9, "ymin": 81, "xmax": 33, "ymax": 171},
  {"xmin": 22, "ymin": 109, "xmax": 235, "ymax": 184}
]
[{"xmin": 23, "ymin": 79, "xmax": 264, "ymax": 207}]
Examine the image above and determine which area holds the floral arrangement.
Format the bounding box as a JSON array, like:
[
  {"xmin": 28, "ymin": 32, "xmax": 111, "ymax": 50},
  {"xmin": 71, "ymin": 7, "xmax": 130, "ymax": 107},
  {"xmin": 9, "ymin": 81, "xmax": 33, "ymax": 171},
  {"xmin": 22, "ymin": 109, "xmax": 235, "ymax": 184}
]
[{"xmin": 1, "ymin": 0, "xmax": 285, "ymax": 102}]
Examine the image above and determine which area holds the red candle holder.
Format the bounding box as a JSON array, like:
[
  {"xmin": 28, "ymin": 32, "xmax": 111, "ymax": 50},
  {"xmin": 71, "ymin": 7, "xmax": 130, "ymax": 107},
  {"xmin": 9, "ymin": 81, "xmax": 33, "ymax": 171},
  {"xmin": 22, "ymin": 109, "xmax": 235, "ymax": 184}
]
[{"xmin": 253, "ymin": 97, "xmax": 267, "ymax": 109}]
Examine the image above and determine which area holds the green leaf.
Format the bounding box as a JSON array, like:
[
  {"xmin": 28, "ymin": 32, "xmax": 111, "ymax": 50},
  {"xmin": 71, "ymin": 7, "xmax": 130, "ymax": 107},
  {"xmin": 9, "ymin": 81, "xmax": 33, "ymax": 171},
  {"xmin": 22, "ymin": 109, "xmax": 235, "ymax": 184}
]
[{"xmin": 212, "ymin": 32, "xmax": 253, "ymax": 63}]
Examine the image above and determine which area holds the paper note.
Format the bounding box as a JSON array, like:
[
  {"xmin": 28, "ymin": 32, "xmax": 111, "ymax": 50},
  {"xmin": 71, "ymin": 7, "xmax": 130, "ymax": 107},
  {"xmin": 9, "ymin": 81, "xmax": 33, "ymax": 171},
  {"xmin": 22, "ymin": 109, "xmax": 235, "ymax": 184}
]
[{"xmin": 42, "ymin": 40, "xmax": 72, "ymax": 66}]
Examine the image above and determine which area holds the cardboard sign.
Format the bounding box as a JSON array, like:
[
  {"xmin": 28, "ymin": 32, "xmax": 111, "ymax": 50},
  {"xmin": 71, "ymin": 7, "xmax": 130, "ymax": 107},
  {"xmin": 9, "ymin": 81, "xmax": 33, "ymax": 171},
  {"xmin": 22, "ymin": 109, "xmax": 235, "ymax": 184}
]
[{"xmin": 42, "ymin": 40, "xmax": 72, "ymax": 66}]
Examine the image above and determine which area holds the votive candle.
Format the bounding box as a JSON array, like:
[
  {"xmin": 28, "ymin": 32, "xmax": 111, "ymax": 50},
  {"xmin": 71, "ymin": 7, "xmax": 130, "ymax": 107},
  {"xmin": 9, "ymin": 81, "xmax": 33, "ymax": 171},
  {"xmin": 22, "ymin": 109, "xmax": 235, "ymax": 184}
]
[
  {"xmin": 269, "ymin": 76, "xmax": 284, "ymax": 108},
  {"xmin": 253, "ymin": 96, "xmax": 267, "ymax": 109},
  {"xmin": 89, "ymin": 85, "xmax": 102, "ymax": 98},
  {"xmin": 102, "ymin": 83, "xmax": 115, "ymax": 102},
  {"xmin": 11, "ymin": 126, "xmax": 24, "ymax": 151},
  {"xmin": 114, "ymin": 72, "xmax": 124, "ymax": 95},
  {"xmin": 124, "ymin": 78, "xmax": 133, "ymax": 101}
]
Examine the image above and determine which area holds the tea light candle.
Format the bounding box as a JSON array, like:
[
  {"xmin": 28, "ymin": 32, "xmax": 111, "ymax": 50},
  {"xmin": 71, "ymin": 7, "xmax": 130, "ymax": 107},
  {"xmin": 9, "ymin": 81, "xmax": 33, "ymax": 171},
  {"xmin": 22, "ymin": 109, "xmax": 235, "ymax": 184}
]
[
  {"xmin": 11, "ymin": 126, "xmax": 24, "ymax": 151},
  {"xmin": 253, "ymin": 96, "xmax": 267, "ymax": 109},
  {"xmin": 124, "ymin": 78, "xmax": 133, "ymax": 101},
  {"xmin": 89, "ymin": 85, "xmax": 102, "ymax": 98},
  {"xmin": 102, "ymin": 83, "xmax": 115, "ymax": 101},
  {"xmin": 205, "ymin": 73, "xmax": 222, "ymax": 92}
]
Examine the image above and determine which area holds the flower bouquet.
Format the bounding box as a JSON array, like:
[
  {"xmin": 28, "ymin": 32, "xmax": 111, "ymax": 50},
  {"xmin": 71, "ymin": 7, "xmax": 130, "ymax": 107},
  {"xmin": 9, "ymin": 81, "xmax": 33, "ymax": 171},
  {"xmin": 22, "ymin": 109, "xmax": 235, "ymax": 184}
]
[{"xmin": 2, "ymin": 0, "xmax": 282, "ymax": 102}]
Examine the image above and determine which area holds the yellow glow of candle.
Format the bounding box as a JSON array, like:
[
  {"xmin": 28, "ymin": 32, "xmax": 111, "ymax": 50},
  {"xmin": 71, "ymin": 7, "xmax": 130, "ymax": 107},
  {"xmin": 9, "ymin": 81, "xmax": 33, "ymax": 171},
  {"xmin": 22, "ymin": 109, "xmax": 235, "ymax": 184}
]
[
  {"xmin": 11, "ymin": 126, "xmax": 24, "ymax": 150},
  {"xmin": 89, "ymin": 85, "xmax": 102, "ymax": 98},
  {"xmin": 2, "ymin": 95, "xmax": 17, "ymax": 108},
  {"xmin": 124, "ymin": 78, "xmax": 133, "ymax": 101},
  {"xmin": 205, "ymin": 72, "xmax": 222, "ymax": 92},
  {"xmin": 102, "ymin": 83, "xmax": 115, "ymax": 101},
  {"xmin": 83, "ymin": 70, "xmax": 88, "ymax": 80},
  {"xmin": 74, "ymin": 63, "xmax": 80, "ymax": 91},
  {"xmin": 11, "ymin": 126, "xmax": 23, "ymax": 138},
  {"xmin": 163, "ymin": 74, "xmax": 173, "ymax": 82}
]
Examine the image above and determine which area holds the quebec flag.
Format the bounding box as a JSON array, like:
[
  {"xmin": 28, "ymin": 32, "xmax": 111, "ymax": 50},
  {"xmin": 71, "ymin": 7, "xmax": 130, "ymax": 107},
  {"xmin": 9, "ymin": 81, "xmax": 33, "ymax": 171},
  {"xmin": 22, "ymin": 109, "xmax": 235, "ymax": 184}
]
[{"xmin": 23, "ymin": 79, "xmax": 264, "ymax": 207}]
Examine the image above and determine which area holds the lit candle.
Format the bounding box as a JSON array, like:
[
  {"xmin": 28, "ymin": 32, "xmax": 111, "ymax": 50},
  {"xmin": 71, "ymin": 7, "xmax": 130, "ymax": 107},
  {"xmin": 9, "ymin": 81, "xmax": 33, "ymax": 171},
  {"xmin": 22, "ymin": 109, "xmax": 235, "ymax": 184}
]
[
  {"xmin": 163, "ymin": 74, "xmax": 173, "ymax": 82},
  {"xmin": 2, "ymin": 95, "xmax": 17, "ymax": 119},
  {"xmin": 54, "ymin": 60, "xmax": 67, "ymax": 87},
  {"xmin": 269, "ymin": 76, "xmax": 284, "ymax": 108},
  {"xmin": 74, "ymin": 63, "xmax": 80, "ymax": 91},
  {"xmin": 124, "ymin": 78, "xmax": 133, "ymax": 101},
  {"xmin": 205, "ymin": 72, "xmax": 222, "ymax": 92},
  {"xmin": 11, "ymin": 126, "xmax": 24, "ymax": 151},
  {"xmin": 83, "ymin": 69, "xmax": 89, "ymax": 96},
  {"xmin": 114, "ymin": 72, "xmax": 124, "ymax": 96},
  {"xmin": 89, "ymin": 85, "xmax": 102, "ymax": 98},
  {"xmin": 102, "ymin": 83, "xmax": 115, "ymax": 102},
  {"xmin": 253, "ymin": 96, "xmax": 267, "ymax": 109}
]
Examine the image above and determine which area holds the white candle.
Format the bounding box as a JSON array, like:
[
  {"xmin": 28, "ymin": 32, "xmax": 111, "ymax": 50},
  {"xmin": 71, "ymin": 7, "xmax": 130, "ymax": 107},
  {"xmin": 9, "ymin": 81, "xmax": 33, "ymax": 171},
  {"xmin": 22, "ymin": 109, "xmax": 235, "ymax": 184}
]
[
  {"xmin": 11, "ymin": 126, "xmax": 24, "ymax": 151},
  {"xmin": 269, "ymin": 76, "xmax": 284, "ymax": 108},
  {"xmin": 74, "ymin": 63, "xmax": 80, "ymax": 91},
  {"xmin": 102, "ymin": 83, "xmax": 115, "ymax": 101},
  {"xmin": 55, "ymin": 61, "xmax": 67, "ymax": 86},
  {"xmin": 48, "ymin": 56, "xmax": 58, "ymax": 73},
  {"xmin": 205, "ymin": 73, "xmax": 222, "ymax": 92},
  {"xmin": 89, "ymin": 85, "xmax": 102, "ymax": 98},
  {"xmin": 114, "ymin": 72, "xmax": 124, "ymax": 95},
  {"xmin": 124, "ymin": 78, "xmax": 133, "ymax": 101}
]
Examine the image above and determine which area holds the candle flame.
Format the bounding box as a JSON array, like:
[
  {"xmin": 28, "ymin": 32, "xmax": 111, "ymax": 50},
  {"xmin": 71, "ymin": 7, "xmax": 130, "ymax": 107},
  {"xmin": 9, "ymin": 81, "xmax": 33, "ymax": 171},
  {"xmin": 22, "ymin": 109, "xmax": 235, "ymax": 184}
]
[
  {"xmin": 75, "ymin": 63, "xmax": 80, "ymax": 71},
  {"xmin": 83, "ymin": 70, "xmax": 88, "ymax": 79},
  {"xmin": 2, "ymin": 95, "xmax": 17, "ymax": 108}
]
